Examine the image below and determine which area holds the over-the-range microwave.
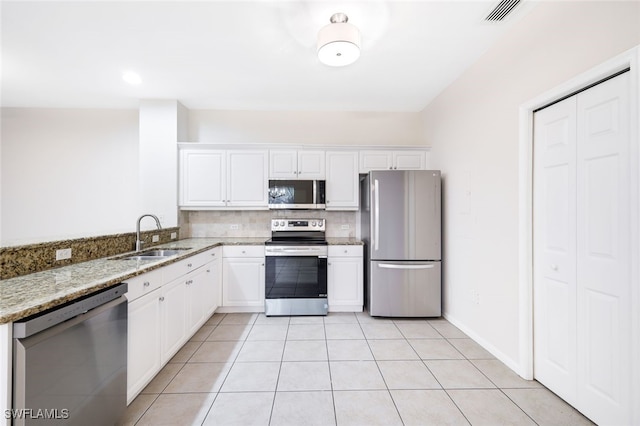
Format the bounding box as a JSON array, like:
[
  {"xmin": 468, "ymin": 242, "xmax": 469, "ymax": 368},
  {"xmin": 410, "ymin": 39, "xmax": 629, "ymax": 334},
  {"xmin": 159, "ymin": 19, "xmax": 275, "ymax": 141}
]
[{"xmin": 268, "ymin": 179, "xmax": 326, "ymax": 209}]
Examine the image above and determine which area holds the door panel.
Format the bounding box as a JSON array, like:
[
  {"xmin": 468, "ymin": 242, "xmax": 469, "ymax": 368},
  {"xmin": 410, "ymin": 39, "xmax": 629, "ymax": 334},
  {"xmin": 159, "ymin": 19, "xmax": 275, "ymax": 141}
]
[
  {"xmin": 534, "ymin": 71, "xmax": 632, "ymax": 425},
  {"xmin": 533, "ymin": 95, "xmax": 577, "ymax": 406},
  {"xmin": 369, "ymin": 260, "xmax": 441, "ymax": 317},
  {"xmin": 576, "ymin": 73, "xmax": 630, "ymax": 424},
  {"xmin": 370, "ymin": 170, "xmax": 440, "ymax": 261}
]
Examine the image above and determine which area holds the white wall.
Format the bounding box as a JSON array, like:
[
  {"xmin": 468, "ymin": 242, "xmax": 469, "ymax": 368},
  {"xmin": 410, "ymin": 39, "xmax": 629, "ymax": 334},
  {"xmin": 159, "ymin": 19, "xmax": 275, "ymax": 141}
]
[
  {"xmin": 138, "ymin": 100, "xmax": 186, "ymax": 229},
  {"xmin": 1, "ymin": 108, "xmax": 139, "ymax": 246},
  {"xmin": 188, "ymin": 110, "xmax": 424, "ymax": 146},
  {"xmin": 421, "ymin": 1, "xmax": 640, "ymax": 370}
]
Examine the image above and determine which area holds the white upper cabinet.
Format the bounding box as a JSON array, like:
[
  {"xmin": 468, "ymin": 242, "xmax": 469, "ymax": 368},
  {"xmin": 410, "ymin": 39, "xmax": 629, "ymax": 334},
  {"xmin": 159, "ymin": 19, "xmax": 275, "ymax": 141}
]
[
  {"xmin": 179, "ymin": 148, "xmax": 268, "ymax": 209},
  {"xmin": 359, "ymin": 150, "xmax": 427, "ymax": 173},
  {"xmin": 179, "ymin": 149, "xmax": 226, "ymax": 207},
  {"xmin": 269, "ymin": 149, "xmax": 325, "ymax": 179},
  {"xmin": 325, "ymin": 151, "xmax": 359, "ymax": 210},
  {"xmin": 227, "ymin": 150, "xmax": 269, "ymax": 207}
]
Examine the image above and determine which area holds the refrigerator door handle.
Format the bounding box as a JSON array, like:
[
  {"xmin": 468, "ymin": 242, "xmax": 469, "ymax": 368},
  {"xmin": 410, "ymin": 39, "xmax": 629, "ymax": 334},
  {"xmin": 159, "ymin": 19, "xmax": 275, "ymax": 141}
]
[
  {"xmin": 378, "ymin": 263, "xmax": 435, "ymax": 270},
  {"xmin": 373, "ymin": 178, "xmax": 380, "ymax": 251}
]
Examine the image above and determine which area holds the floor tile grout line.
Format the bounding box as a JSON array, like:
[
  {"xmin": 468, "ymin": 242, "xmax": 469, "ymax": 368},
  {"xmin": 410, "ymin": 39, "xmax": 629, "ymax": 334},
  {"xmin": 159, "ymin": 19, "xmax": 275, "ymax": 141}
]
[
  {"xmin": 134, "ymin": 312, "xmax": 230, "ymax": 425},
  {"xmin": 267, "ymin": 316, "xmax": 290, "ymax": 426},
  {"xmin": 322, "ymin": 316, "xmax": 339, "ymax": 426}
]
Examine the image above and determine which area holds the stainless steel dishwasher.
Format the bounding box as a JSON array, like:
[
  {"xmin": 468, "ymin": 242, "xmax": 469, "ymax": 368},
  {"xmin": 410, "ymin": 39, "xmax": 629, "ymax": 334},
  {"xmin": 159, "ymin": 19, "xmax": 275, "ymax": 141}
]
[{"xmin": 12, "ymin": 283, "xmax": 128, "ymax": 426}]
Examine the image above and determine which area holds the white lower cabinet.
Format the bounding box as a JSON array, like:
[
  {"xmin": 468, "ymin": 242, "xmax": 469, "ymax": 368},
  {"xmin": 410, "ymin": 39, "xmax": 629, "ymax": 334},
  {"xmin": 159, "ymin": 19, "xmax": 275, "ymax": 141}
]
[
  {"xmin": 328, "ymin": 245, "xmax": 363, "ymax": 312},
  {"xmin": 127, "ymin": 287, "xmax": 162, "ymax": 403},
  {"xmin": 160, "ymin": 276, "xmax": 188, "ymax": 364},
  {"xmin": 126, "ymin": 247, "xmax": 220, "ymax": 403},
  {"xmin": 221, "ymin": 246, "xmax": 265, "ymax": 312}
]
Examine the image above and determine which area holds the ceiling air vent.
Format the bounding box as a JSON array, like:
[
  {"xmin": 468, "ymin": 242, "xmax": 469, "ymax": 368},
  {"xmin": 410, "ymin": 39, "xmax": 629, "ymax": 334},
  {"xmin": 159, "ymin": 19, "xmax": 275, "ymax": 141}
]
[{"xmin": 484, "ymin": 0, "xmax": 521, "ymax": 22}]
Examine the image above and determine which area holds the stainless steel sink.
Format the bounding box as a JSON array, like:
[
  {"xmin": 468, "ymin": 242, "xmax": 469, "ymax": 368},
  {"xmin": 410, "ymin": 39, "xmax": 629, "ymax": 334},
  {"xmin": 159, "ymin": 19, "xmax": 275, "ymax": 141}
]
[{"xmin": 113, "ymin": 248, "xmax": 192, "ymax": 261}]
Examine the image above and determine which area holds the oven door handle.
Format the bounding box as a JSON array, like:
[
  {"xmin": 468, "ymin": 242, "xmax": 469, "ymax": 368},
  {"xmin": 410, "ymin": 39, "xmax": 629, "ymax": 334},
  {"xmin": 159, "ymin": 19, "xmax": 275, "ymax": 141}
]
[{"xmin": 265, "ymin": 248, "xmax": 328, "ymax": 257}]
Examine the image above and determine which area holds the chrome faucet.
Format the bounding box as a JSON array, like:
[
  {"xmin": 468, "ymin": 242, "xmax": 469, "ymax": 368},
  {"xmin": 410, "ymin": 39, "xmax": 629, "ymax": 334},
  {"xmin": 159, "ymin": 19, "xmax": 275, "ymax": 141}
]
[{"xmin": 136, "ymin": 214, "xmax": 162, "ymax": 252}]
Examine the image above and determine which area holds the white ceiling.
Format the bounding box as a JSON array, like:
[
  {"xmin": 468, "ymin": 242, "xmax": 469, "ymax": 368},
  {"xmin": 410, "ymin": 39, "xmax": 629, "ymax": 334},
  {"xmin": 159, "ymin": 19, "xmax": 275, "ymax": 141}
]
[{"xmin": 1, "ymin": 1, "xmax": 536, "ymax": 112}]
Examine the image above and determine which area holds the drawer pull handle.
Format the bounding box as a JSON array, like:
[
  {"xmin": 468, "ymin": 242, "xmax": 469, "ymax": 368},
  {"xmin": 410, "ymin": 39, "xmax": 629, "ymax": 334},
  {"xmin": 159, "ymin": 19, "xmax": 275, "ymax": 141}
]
[
  {"xmin": 159, "ymin": 296, "xmax": 165, "ymax": 302},
  {"xmin": 187, "ymin": 263, "xmax": 193, "ymax": 267},
  {"xmin": 143, "ymin": 281, "xmax": 150, "ymax": 287}
]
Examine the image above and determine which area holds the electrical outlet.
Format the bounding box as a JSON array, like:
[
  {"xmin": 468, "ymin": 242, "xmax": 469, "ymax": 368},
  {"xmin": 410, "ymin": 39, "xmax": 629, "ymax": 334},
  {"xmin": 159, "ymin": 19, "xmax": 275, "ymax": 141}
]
[
  {"xmin": 341, "ymin": 224, "xmax": 350, "ymax": 230},
  {"xmin": 56, "ymin": 248, "xmax": 72, "ymax": 261},
  {"xmin": 230, "ymin": 224, "xmax": 239, "ymax": 230},
  {"xmin": 152, "ymin": 235, "xmax": 160, "ymax": 243},
  {"xmin": 170, "ymin": 232, "xmax": 177, "ymax": 239}
]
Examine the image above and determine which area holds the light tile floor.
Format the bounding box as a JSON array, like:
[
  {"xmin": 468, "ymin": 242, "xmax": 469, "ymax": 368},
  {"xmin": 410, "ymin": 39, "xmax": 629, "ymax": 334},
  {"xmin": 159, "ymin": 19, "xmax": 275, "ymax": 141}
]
[{"xmin": 119, "ymin": 312, "xmax": 594, "ymax": 426}]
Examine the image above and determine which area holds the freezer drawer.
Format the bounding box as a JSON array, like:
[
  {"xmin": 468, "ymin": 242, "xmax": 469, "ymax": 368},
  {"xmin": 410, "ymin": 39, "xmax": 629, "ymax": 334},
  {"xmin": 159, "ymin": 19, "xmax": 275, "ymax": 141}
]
[{"xmin": 368, "ymin": 261, "xmax": 441, "ymax": 317}]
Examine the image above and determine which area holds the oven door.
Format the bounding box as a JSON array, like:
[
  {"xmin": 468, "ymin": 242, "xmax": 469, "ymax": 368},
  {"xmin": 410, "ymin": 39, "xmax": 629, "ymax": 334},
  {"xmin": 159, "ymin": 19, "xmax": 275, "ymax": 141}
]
[{"xmin": 265, "ymin": 246, "xmax": 328, "ymax": 300}]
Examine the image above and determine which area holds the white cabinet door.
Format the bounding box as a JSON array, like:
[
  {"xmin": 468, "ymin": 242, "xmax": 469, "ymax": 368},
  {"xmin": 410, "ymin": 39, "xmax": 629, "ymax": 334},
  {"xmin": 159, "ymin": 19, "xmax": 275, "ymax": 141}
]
[
  {"xmin": 179, "ymin": 149, "xmax": 226, "ymax": 207},
  {"xmin": 269, "ymin": 150, "xmax": 297, "ymax": 179},
  {"xmin": 186, "ymin": 266, "xmax": 210, "ymax": 336},
  {"xmin": 359, "ymin": 150, "xmax": 428, "ymax": 173},
  {"xmin": 222, "ymin": 257, "xmax": 265, "ymax": 308},
  {"xmin": 206, "ymin": 248, "xmax": 222, "ymax": 315},
  {"xmin": 325, "ymin": 151, "xmax": 359, "ymax": 210},
  {"xmin": 227, "ymin": 150, "xmax": 268, "ymax": 207},
  {"xmin": 160, "ymin": 277, "xmax": 188, "ymax": 364},
  {"xmin": 328, "ymin": 246, "xmax": 363, "ymax": 312},
  {"xmin": 269, "ymin": 150, "xmax": 325, "ymax": 179},
  {"xmin": 359, "ymin": 150, "xmax": 393, "ymax": 173},
  {"xmin": 393, "ymin": 151, "xmax": 427, "ymax": 170},
  {"xmin": 127, "ymin": 288, "xmax": 162, "ymax": 403},
  {"xmin": 298, "ymin": 150, "xmax": 325, "ymax": 179}
]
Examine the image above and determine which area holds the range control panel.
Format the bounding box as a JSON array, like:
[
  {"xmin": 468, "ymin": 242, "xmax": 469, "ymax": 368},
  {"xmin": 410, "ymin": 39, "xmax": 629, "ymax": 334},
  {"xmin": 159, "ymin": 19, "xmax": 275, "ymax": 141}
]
[{"xmin": 271, "ymin": 219, "xmax": 325, "ymax": 232}]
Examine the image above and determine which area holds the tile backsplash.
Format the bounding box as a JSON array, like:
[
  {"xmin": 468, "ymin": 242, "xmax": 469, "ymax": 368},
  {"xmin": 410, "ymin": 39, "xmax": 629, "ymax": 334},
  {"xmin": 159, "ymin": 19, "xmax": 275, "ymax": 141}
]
[{"xmin": 180, "ymin": 210, "xmax": 357, "ymax": 238}]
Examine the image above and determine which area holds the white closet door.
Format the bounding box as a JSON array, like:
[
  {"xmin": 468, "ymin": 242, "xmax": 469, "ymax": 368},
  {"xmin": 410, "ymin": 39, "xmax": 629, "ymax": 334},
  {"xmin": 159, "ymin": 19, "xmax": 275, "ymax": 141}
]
[
  {"xmin": 533, "ymin": 71, "xmax": 632, "ymax": 425},
  {"xmin": 576, "ymin": 73, "xmax": 630, "ymax": 424},
  {"xmin": 533, "ymin": 96, "xmax": 578, "ymax": 407}
]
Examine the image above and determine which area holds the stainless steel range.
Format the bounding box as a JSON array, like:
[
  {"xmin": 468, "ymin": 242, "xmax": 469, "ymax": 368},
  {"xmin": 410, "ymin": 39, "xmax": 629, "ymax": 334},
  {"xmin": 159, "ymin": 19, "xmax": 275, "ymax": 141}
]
[{"xmin": 265, "ymin": 219, "xmax": 328, "ymax": 316}]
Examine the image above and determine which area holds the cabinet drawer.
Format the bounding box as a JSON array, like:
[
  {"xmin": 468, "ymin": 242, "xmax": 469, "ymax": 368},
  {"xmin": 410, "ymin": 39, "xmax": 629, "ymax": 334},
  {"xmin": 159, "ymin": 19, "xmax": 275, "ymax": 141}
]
[
  {"xmin": 328, "ymin": 245, "xmax": 363, "ymax": 257},
  {"xmin": 125, "ymin": 268, "xmax": 163, "ymax": 302},
  {"xmin": 163, "ymin": 253, "xmax": 205, "ymax": 283},
  {"xmin": 223, "ymin": 245, "xmax": 265, "ymax": 258}
]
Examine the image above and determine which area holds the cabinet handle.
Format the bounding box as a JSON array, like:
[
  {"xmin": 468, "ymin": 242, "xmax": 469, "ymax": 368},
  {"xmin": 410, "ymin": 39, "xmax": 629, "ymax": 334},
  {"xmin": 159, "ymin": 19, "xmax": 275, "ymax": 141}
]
[
  {"xmin": 242, "ymin": 250, "xmax": 246, "ymax": 254},
  {"xmin": 186, "ymin": 280, "xmax": 193, "ymax": 285},
  {"xmin": 187, "ymin": 263, "xmax": 193, "ymax": 268},
  {"xmin": 143, "ymin": 281, "xmax": 150, "ymax": 287},
  {"xmin": 344, "ymin": 250, "xmax": 348, "ymax": 254},
  {"xmin": 207, "ymin": 269, "xmax": 211, "ymax": 273},
  {"xmin": 261, "ymin": 263, "xmax": 265, "ymax": 266},
  {"xmin": 159, "ymin": 296, "xmax": 165, "ymax": 302}
]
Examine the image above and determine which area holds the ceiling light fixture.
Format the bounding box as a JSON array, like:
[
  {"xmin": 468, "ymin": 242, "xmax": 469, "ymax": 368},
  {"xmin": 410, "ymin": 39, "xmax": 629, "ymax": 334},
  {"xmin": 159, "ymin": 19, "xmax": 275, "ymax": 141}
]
[
  {"xmin": 122, "ymin": 71, "xmax": 142, "ymax": 85},
  {"xmin": 317, "ymin": 13, "xmax": 361, "ymax": 67}
]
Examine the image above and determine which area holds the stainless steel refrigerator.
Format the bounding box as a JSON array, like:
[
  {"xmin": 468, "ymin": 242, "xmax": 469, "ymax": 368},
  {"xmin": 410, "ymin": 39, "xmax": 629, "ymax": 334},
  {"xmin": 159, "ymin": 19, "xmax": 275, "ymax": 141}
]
[{"xmin": 361, "ymin": 170, "xmax": 441, "ymax": 317}]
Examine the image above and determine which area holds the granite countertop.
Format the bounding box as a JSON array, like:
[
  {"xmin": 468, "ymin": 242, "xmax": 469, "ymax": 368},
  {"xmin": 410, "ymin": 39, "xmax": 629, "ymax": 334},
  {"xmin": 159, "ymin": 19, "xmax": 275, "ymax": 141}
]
[
  {"xmin": 0, "ymin": 237, "xmax": 267, "ymax": 324},
  {"xmin": 0, "ymin": 236, "xmax": 363, "ymax": 324},
  {"xmin": 326, "ymin": 237, "xmax": 365, "ymax": 245}
]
